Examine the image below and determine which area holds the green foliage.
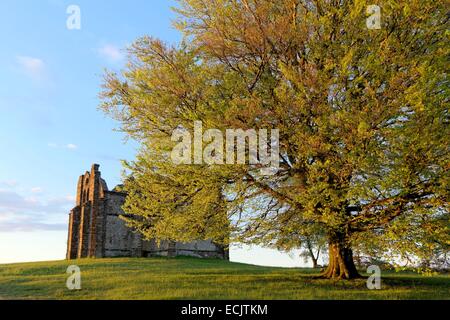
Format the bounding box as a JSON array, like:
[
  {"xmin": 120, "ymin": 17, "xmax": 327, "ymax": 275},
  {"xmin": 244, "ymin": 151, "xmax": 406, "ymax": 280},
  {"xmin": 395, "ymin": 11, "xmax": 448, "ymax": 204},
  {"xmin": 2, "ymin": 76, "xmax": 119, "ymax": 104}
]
[{"xmin": 100, "ymin": 0, "xmax": 449, "ymax": 265}]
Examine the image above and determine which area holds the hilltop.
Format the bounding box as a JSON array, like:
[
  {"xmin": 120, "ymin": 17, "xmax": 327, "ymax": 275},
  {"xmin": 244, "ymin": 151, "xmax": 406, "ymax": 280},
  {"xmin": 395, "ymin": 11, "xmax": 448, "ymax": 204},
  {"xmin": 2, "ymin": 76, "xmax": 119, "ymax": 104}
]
[{"xmin": 0, "ymin": 257, "xmax": 448, "ymax": 300}]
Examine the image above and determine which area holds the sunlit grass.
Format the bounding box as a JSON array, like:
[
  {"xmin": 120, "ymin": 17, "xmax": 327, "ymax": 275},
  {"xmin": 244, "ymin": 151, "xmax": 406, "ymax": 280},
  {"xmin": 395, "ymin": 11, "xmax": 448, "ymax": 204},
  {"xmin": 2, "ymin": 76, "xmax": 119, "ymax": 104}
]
[{"xmin": 0, "ymin": 257, "xmax": 448, "ymax": 300}]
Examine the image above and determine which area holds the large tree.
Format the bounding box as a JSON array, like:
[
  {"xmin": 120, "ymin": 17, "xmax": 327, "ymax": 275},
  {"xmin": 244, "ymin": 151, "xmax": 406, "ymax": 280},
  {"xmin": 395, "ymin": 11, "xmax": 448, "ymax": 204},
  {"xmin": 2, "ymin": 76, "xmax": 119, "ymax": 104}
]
[{"xmin": 101, "ymin": 0, "xmax": 449, "ymax": 279}]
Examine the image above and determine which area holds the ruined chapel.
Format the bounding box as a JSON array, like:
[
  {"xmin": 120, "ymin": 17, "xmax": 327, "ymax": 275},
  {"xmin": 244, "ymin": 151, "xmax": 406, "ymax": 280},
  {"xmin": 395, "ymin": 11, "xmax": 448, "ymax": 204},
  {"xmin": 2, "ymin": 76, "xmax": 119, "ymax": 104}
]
[{"xmin": 66, "ymin": 164, "xmax": 228, "ymax": 260}]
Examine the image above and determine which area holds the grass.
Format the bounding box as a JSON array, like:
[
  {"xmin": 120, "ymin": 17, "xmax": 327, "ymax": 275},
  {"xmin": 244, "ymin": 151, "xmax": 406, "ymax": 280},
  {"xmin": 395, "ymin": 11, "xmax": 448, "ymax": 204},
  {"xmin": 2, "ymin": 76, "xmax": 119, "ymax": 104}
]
[{"xmin": 0, "ymin": 257, "xmax": 448, "ymax": 300}]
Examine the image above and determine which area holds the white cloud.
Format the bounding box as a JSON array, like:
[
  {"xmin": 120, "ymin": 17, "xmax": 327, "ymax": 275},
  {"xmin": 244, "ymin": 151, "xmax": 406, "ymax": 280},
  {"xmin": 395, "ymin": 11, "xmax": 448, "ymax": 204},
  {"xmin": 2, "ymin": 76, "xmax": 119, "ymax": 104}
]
[
  {"xmin": 47, "ymin": 143, "xmax": 78, "ymax": 150},
  {"xmin": 65, "ymin": 195, "xmax": 76, "ymax": 202},
  {"xmin": 0, "ymin": 180, "xmax": 18, "ymax": 188},
  {"xmin": 97, "ymin": 44, "xmax": 124, "ymax": 63},
  {"xmin": 16, "ymin": 56, "xmax": 46, "ymax": 79},
  {"xmin": 66, "ymin": 143, "xmax": 78, "ymax": 150},
  {"xmin": 31, "ymin": 187, "xmax": 43, "ymax": 194},
  {"xmin": 0, "ymin": 190, "xmax": 74, "ymax": 232}
]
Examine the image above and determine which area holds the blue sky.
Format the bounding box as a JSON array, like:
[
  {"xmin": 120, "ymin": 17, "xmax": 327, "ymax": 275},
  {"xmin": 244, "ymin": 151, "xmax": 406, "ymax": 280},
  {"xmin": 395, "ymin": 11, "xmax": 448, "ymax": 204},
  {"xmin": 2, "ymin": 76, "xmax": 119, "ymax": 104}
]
[{"xmin": 0, "ymin": 0, "xmax": 310, "ymax": 267}]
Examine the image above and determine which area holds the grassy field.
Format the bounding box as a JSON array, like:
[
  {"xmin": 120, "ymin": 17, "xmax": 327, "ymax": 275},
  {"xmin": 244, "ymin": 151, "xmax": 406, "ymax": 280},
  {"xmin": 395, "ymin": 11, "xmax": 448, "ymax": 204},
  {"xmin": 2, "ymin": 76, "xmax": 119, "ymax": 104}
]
[{"xmin": 0, "ymin": 257, "xmax": 448, "ymax": 300}]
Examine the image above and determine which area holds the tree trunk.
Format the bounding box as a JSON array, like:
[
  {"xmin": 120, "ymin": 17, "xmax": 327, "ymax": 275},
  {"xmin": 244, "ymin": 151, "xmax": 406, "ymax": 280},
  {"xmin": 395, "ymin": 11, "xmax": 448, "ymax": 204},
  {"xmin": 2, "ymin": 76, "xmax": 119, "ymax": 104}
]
[
  {"xmin": 311, "ymin": 257, "xmax": 319, "ymax": 269},
  {"xmin": 319, "ymin": 233, "xmax": 361, "ymax": 280},
  {"xmin": 306, "ymin": 240, "xmax": 319, "ymax": 268}
]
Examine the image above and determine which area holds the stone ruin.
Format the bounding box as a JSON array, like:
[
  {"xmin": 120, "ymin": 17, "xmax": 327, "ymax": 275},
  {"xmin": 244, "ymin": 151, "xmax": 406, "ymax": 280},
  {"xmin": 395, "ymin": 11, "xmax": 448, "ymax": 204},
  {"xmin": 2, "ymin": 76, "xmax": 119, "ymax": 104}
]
[{"xmin": 66, "ymin": 164, "xmax": 228, "ymax": 260}]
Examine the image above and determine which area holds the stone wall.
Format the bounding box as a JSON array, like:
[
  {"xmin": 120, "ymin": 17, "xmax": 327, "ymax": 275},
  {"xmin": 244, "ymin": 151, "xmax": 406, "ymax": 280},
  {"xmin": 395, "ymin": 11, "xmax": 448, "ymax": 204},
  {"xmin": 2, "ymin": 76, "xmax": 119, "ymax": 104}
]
[{"xmin": 66, "ymin": 164, "xmax": 228, "ymax": 260}]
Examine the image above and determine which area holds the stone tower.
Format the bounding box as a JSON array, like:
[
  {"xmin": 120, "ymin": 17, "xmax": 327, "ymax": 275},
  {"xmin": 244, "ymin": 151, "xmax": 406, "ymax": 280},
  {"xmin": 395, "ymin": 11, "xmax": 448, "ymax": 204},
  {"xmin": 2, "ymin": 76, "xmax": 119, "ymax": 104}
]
[
  {"xmin": 66, "ymin": 164, "xmax": 229, "ymax": 260},
  {"xmin": 66, "ymin": 164, "xmax": 107, "ymax": 259}
]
